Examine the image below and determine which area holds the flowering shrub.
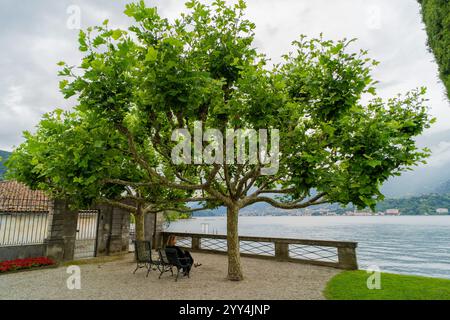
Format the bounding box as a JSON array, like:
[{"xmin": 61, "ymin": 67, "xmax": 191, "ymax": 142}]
[{"xmin": 0, "ymin": 257, "xmax": 55, "ymax": 273}]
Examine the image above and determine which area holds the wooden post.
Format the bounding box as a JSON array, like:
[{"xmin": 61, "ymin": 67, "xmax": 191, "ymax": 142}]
[{"xmin": 337, "ymin": 246, "xmax": 358, "ymax": 270}]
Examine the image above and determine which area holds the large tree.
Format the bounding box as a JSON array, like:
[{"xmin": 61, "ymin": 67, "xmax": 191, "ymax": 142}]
[
  {"xmin": 5, "ymin": 109, "xmax": 202, "ymax": 241},
  {"xmin": 417, "ymin": 0, "xmax": 450, "ymax": 99},
  {"xmin": 9, "ymin": 0, "xmax": 432, "ymax": 281}
]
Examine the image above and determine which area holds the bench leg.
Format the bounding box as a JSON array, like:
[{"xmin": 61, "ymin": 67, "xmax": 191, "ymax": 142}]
[
  {"xmin": 158, "ymin": 265, "xmax": 171, "ymax": 279},
  {"xmin": 133, "ymin": 265, "xmax": 139, "ymax": 274}
]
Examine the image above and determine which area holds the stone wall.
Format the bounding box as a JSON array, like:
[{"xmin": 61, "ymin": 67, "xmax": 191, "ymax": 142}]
[
  {"xmin": 45, "ymin": 200, "xmax": 131, "ymax": 262},
  {"xmin": 144, "ymin": 212, "xmax": 164, "ymax": 248},
  {"xmin": 2, "ymin": 200, "xmax": 164, "ymax": 262},
  {"xmin": 0, "ymin": 244, "xmax": 46, "ymax": 261}
]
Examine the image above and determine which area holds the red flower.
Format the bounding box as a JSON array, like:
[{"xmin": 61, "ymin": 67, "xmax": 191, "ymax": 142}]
[{"xmin": 0, "ymin": 257, "xmax": 55, "ymax": 273}]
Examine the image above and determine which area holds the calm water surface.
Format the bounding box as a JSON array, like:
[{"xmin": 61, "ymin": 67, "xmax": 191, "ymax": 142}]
[{"xmin": 166, "ymin": 216, "xmax": 450, "ymax": 279}]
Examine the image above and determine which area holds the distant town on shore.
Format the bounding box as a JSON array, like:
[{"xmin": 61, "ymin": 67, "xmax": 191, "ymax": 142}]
[
  {"xmin": 193, "ymin": 202, "xmax": 449, "ymax": 217},
  {"xmin": 193, "ymin": 182, "xmax": 450, "ymax": 217}
]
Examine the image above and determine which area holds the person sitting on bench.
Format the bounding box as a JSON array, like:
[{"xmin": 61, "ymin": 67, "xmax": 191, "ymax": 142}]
[{"xmin": 166, "ymin": 235, "xmax": 201, "ymax": 275}]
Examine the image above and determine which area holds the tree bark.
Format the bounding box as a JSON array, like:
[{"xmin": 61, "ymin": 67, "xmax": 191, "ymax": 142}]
[
  {"xmin": 226, "ymin": 205, "xmax": 243, "ymax": 281},
  {"xmin": 135, "ymin": 205, "xmax": 145, "ymax": 241}
]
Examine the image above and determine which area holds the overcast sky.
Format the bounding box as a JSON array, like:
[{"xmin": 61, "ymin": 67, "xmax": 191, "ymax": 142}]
[{"xmin": 1, "ymin": 0, "xmax": 449, "ymax": 158}]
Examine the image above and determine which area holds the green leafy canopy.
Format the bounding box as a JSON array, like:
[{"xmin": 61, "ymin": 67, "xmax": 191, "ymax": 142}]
[{"xmin": 7, "ymin": 0, "xmax": 434, "ymax": 214}]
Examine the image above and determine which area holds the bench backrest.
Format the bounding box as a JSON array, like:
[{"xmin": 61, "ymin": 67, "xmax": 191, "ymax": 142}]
[
  {"xmin": 165, "ymin": 248, "xmax": 183, "ymax": 267},
  {"xmin": 158, "ymin": 248, "xmax": 170, "ymax": 265}
]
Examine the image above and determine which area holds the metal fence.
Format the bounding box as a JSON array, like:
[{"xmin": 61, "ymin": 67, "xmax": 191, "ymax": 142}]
[
  {"xmin": 0, "ymin": 213, "xmax": 49, "ymax": 247},
  {"xmin": 74, "ymin": 210, "xmax": 99, "ymax": 259}
]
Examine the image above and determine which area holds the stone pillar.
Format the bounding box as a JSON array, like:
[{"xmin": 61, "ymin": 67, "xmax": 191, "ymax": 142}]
[
  {"xmin": 95, "ymin": 204, "xmax": 114, "ymax": 257},
  {"xmin": 45, "ymin": 200, "xmax": 78, "ymax": 262},
  {"xmin": 154, "ymin": 212, "xmax": 165, "ymax": 249},
  {"xmin": 144, "ymin": 212, "xmax": 164, "ymax": 249},
  {"xmin": 192, "ymin": 236, "xmax": 201, "ymax": 250},
  {"xmin": 275, "ymin": 242, "xmax": 289, "ymax": 261},
  {"xmin": 108, "ymin": 206, "xmax": 130, "ymax": 255},
  {"xmin": 337, "ymin": 246, "xmax": 358, "ymax": 270},
  {"xmin": 144, "ymin": 212, "xmax": 154, "ymax": 241},
  {"xmin": 94, "ymin": 204, "xmax": 130, "ymax": 256}
]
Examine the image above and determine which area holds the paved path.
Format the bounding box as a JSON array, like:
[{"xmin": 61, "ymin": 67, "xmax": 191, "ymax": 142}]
[{"xmin": 0, "ymin": 253, "xmax": 338, "ymax": 300}]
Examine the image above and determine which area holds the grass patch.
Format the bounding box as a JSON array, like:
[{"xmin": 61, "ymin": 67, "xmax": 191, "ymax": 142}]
[{"xmin": 324, "ymin": 270, "xmax": 450, "ymax": 300}]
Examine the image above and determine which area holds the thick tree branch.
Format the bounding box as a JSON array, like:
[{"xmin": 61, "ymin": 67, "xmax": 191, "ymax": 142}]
[
  {"xmin": 235, "ymin": 165, "xmax": 260, "ymax": 197},
  {"xmin": 242, "ymin": 192, "xmax": 328, "ymax": 210},
  {"xmin": 148, "ymin": 206, "xmax": 211, "ymax": 214},
  {"xmin": 99, "ymin": 198, "xmax": 137, "ymax": 213},
  {"xmin": 258, "ymin": 188, "xmax": 296, "ymax": 194},
  {"xmin": 117, "ymin": 124, "xmax": 199, "ymax": 189}
]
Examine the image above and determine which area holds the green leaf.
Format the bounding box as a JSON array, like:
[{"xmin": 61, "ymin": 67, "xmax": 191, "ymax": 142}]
[
  {"xmin": 78, "ymin": 30, "xmax": 88, "ymax": 52},
  {"xmin": 145, "ymin": 47, "xmax": 158, "ymax": 62},
  {"xmin": 367, "ymin": 160, "xmax": 382, "ymax": 168},
  {"xmin": 93, "ymin": 36, "xmax": 106, "ymax": 47},
  {"xmin": 164, "ymin": 37, "xmax": 183, "ymax": 48},
  {"xmin": 185, "ymin": 1, "xmax": 196, "ymax": 9},
  {"xmin": 59, "ymin": 80, "xmax": 69, "ymax": 90},
  {"xmin": 91, "ymin": 59, "xmax": 104, "ymax": 70},
  {"xmin": 124, "ymin": 4, "xmax": 137, "ymax": 17},
  {"xmin": 111, "ymin": 29, "xmax": 123, "ymax": 40},
  {"xmin": 94, "ymin": 140, "xmax": 104, "ymax": 148}
]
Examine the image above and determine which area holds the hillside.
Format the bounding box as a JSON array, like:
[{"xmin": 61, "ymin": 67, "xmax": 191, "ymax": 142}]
[
  {"xmin": 435, "ymin": 179, "xmax": 450, "ymax": 194},
  {"xmin": 193, "ymin": 190, "xmax": 450, "ymax": 217},
  {"xmin": 0, "ymin": 150, "xmax": 11, "ymax": 180},
  {"xmin": 381, "ymin": 129, "xmax": 450, "ymax": 197},
  {"xmin": 375, "ymin": 193, "xmax": 450, "ymax": 215}
]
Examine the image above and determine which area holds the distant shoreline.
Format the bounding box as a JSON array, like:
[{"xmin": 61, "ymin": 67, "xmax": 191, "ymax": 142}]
[{"xmin": 191, "ymin": 213, "xmax": 450, "ymax": 217}]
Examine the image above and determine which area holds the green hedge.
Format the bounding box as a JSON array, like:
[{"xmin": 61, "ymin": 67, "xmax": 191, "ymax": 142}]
[{"xmin": 418, "ymin": 0, "xmax": 450, "ymax": 100}]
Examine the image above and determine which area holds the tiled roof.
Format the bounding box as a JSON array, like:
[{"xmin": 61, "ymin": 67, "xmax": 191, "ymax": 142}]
[{"xmin": 0, "ymin": 181, "xmax": 50, "ymax": 213}]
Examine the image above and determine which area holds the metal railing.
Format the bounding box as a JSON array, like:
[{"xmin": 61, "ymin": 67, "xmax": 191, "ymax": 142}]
[
  {"xmin": 74, "ymin": 210, "xmax": 99, "ymax": 259},
  {"xmin": 0, "ymin": 212, "xmax": 49, "ymax": 247},
  {"xmin": 161, "ymin": 232, "xmax": 358, "ymax": 270}
]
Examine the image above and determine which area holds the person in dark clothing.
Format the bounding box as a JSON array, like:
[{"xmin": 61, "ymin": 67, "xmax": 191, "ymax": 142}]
[{"xmin": 166, "ymin": 235, "xmax": 201, "ymax": 275}]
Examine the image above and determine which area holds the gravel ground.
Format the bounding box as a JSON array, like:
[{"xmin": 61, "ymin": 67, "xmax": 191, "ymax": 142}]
[{"xmin": 0, "ymin": 253, "xmax": 339, "ymax": 300}]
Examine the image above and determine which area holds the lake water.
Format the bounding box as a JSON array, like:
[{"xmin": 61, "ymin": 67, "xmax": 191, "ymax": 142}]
[{"xmin": 166, "ymin": 216, "xmax": 450, "ymax": 279}]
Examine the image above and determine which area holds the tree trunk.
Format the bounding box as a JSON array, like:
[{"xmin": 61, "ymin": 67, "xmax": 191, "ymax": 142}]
[
  {"xmin": 226, "ymin": 205, "xmax": 243, "ymax": 281},
  {"xmin": 133, "ymin": 207, "xmax": 147, "ymax": 262},
  {"xmin": 135, "ymin": 206, "xmax": 145, "ymax": 241}
]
